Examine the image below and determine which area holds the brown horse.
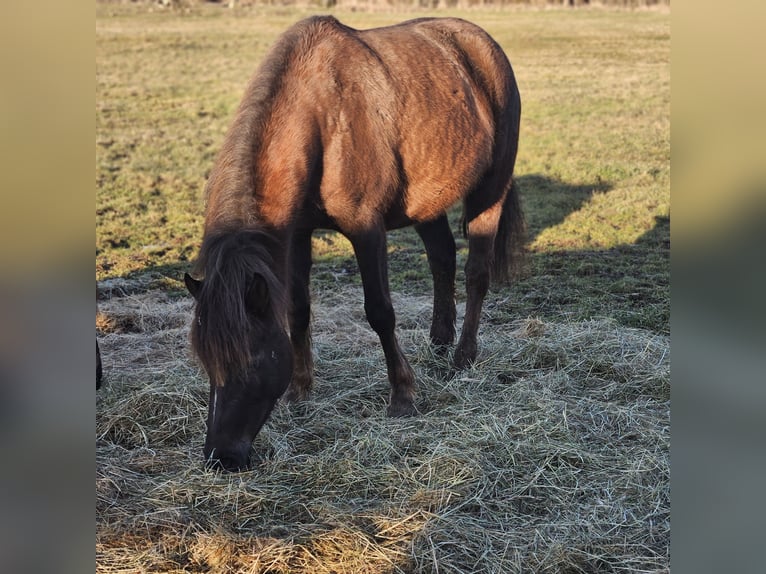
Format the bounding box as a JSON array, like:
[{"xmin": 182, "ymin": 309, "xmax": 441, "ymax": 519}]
[{"xmin": 185, "ymin": 16, "xmax": 524, "ymax": 471}]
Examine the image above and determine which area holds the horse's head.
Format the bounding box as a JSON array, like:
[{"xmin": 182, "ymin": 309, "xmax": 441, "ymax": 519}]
[{"xmin": 184, "ymin": 232, "xmax": 292, "ymax": 472}]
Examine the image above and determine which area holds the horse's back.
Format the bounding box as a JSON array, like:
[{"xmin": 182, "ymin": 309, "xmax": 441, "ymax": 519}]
[
  {"xmin": 213, "ymin": 16, "xmax": 520, "ymax": 234},
  {"xmin": 284, "ymin": 17, "xmax": 518, "ymax": 229}
]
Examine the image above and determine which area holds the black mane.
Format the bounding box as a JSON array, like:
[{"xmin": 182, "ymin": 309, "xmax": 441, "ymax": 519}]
[{"xmin": 190, "ymin": 228, "xmax": 287, "ymax": 386}]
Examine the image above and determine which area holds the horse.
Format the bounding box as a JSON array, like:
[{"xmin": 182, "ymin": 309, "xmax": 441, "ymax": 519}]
[{"xmin": 184, "ymin": 15, "xmax": 525, "ymax": 471}]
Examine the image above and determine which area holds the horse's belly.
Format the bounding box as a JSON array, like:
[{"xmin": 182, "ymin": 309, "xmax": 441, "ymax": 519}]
[
  {"xmin": 402, "ymin": 144, "xmax": 492, "ymax": 222},
  {"xmin": 402, "ymin": 182, "xmax": 466, "ymax": 222}
]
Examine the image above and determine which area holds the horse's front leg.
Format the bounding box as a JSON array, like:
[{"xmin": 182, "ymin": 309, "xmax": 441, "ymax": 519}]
[
  {"xmin": 415, "ymin": 216, "xmax": 456, "ymax": 352},
  {"xmin": 285, "ymin": 230, "xmax": 314, "ymax": 402},
  {"xmin": 350, "ymin": 226, "xmax": 418, "ymax": 417}
]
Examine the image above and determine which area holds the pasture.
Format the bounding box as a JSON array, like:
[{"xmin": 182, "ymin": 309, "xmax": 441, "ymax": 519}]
[{"xmin": 96, "ymin": 3, "xmax": 669, "ymax": 572}]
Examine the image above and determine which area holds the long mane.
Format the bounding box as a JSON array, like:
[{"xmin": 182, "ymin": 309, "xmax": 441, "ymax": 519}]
[
  {"xmin": 189, "ymin": 228, "xmax": 288, "ymax": 387},
  {"xmin": 192, "ymin": 21, "xmax": 333, "ymax": 385}
]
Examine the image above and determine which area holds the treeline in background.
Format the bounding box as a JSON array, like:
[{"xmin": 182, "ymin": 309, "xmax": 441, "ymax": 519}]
[{"xmin": 116, "ymin": 0, "xmax": 670, "ymax": 9}]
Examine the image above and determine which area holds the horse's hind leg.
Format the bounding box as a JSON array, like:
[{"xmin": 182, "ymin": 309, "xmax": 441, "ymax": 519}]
[
  {"xmin": 350, "ymin": 226, "xmax": 418, "ymax": 417},
  {"xmin": 285, "ymin": 229, "xmax": 314, "ymax": 402},
  {"xmin": 415, "ymin": 216, "xmax": 456, "ymax": 351},
  {"xmin": 454, "ymin": 189, "xmax": 506, "ymax": 369}
]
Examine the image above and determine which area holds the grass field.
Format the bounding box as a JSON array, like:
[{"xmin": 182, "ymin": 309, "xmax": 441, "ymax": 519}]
[{"xmin": 97, "ymin": 3, "xmax": 669, "ymax": 572}]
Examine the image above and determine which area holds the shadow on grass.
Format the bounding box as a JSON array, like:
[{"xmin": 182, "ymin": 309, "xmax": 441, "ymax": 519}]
[
  {"xmin": 516, "ymin": 173, "xmax": 612, "ymax": 244},
  {"xmin": 499, "ymin": 213, "xmax": 670, "ymax": 333}
]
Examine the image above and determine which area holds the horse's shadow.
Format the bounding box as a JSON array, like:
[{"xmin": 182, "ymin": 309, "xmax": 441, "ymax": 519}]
[
  {"xmin": 385, "ymin": 173, "xmax": 613, "ymax": 255},
  {"xmin": 515, "ymin": 173, "xmax": 612, "ymax": 245}
]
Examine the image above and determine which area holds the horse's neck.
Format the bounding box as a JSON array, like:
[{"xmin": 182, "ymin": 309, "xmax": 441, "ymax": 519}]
[{"xmin": 205, "ymin": 139, "xmax": 306, "ymax": 233}]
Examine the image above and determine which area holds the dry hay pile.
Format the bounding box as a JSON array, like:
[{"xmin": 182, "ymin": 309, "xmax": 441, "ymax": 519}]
[{"xmin": 97, "ymin": 283, "xmax": 669, "ymax": 573}]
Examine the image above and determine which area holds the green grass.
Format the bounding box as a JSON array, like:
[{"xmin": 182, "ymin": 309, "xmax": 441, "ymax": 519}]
[{"xmin": 96, "ymin": 4, "xmax": 669, "ymax": 333}]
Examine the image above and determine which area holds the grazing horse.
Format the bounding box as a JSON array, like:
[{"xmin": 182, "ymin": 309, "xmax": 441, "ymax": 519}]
[{"xmin": 185, "ymin": 16, "xmax": 524, "ymax": 471}]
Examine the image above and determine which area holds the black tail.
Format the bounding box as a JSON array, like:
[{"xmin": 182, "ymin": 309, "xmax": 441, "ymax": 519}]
[{"xmin": 491, "ymin": 178, "xmax": 526, "ymax": 285}]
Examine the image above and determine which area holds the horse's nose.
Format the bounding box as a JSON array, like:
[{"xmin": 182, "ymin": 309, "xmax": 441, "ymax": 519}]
[{"xmin": 203, "ymin": 446, "xmax": 250, "ymax": 473}]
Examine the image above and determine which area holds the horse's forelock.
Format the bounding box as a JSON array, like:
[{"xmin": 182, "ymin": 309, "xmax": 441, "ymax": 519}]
[{"xmin": 191, "ymin": 229, "xmax": 286, "ymax": 387}]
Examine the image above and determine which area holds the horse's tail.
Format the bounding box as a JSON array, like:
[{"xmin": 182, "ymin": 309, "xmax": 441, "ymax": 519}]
[{"xmin": 491, "ymin": 177, "xmax": 526, "ymax": 285}]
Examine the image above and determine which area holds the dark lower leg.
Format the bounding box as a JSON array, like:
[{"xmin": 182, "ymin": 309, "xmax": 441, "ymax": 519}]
[
  {"xmin": 351, "ymin": 228, "xmax": 417, "ymax": 416},
  {"xmin": 286, "ymin": 331, "xmax": 313, "ymax": 402},
  {"xmin": 415, "ymin": 216, "xmax": 456, "ymax": 350},
  {"xmin": 454, "ymin": 234, "xmax": 493, "ymax": 369},
  {"xmin": 286, "ymin": 231, "xmax": 313, "ymax": 402}
]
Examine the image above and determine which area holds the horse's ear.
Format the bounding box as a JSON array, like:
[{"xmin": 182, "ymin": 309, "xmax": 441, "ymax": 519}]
[
  {"xmin": 245, "ymin": 273, "xmax": 270, "ymax": 316},
  {"xmin": 184, "ymin": 273, "xmax": 203, "ymax": 300}
]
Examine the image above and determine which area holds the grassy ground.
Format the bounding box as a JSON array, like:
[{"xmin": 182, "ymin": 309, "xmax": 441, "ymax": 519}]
[{"xmin": 97, "ymin": 3, "xmax": 669, "ymax": 572}]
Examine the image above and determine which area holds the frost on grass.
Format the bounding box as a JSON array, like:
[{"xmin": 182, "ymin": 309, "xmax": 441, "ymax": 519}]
[{"xmin": 97, "ymin": 286, "xmax": 669, "ymax": 573}]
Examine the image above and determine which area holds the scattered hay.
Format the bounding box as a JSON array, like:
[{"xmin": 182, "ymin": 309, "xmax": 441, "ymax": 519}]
[{"xmin": 97, "ymin": 286, "xmax": 669, "ymax": 573}]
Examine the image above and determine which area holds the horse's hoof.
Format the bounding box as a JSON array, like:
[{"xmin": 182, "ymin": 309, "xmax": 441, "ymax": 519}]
[
  {"xmin": 431, "ymin": 343, "xmax": 451, "ymax": 357},
  {"xmin": 452, "ymin": 345, "xmax": 476, "ymax": 370},
  {"xmin": 387, "ymin": 401, "xmax": 419, "ymax": 418}
]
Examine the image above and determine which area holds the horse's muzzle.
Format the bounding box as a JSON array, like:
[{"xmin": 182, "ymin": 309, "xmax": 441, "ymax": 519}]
[{"xmin": 203, "ymin": 444, "xmax": 251, "ymax": 473}]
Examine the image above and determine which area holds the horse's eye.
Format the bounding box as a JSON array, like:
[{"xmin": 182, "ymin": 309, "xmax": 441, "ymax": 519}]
[{"xmin": 197, "ymin": 316, "xmax": 202, "ymax": 326}]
